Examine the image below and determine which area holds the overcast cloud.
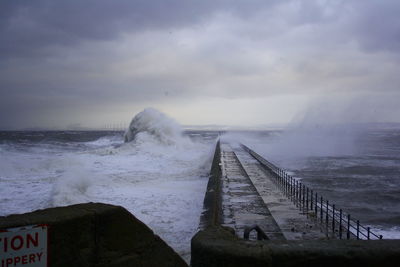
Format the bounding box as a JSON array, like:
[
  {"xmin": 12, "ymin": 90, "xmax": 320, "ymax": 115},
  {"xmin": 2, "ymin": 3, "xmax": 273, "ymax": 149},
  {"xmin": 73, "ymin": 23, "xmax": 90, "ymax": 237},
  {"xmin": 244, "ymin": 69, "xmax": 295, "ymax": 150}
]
[{"xmin": 1, "ymin": 0, "xmax": 400, "ymax": 129}]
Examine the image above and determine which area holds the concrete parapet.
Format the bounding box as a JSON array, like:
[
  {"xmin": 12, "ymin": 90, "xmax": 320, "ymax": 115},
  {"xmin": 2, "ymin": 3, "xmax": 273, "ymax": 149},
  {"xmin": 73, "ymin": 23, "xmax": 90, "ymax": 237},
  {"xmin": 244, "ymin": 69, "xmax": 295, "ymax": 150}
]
[
  {"xmin": 0, "ymin": 203, "xmax": 187, "ymax": 267},
  {"xmin": 199, "ymin": 140, "xmax": 222, "ymax": 229},
  {"xmin": 191, "ymin": 226, "xmax": 400, "ymax": 267}
]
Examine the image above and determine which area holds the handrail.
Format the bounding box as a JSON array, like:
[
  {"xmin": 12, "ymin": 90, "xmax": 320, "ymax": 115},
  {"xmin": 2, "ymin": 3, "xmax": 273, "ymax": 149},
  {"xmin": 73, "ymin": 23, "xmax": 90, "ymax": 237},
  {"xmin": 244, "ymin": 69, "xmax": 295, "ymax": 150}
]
[{"xmin": 241, "ymin": 144, "xmax": 383, "ymax": 240}]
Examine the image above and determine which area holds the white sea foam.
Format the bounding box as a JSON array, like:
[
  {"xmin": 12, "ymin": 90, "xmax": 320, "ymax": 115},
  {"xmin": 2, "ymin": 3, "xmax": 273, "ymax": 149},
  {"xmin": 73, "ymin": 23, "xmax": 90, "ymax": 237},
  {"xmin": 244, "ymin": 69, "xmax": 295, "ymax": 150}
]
[
  {"xmin": 373, "ymin": 226, "xmax": 400, "ymax": 239},
  {"xmin": 0, "ymin": 146, "xmax": 55, "ymax": 214},
  {"xmin": 84, "ymin": 135, "xmax": 122, "ymax": 148}
]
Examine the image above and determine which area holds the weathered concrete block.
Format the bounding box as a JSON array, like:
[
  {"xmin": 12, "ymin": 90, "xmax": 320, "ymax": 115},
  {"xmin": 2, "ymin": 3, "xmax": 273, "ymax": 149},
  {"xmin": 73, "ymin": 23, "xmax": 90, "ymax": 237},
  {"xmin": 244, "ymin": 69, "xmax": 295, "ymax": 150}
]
[
  {"xmin": 191, "ymin": 226, "xmax": 400, "ymax": 267},
  {"xmin": 0, "ymin": 203, "xmax": 187, "ymax": 267}
]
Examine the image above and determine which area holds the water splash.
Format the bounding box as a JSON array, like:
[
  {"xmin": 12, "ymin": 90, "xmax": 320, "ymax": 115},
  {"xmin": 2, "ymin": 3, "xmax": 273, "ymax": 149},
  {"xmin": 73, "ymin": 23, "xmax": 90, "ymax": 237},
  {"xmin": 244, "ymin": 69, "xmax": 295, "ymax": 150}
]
[{"xmin": 124, "ymin": 108, "xmax": 184, "ymax": 145}]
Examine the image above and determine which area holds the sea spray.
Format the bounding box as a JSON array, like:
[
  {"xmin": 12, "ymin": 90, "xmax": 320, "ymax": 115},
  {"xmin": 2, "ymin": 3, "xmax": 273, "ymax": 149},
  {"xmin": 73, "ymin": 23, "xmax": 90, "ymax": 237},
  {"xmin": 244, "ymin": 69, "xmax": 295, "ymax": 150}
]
[
  {"xmin": 51, "ymin": 158, "xmax": 91, "ymax": 206},
  {"xmin": 261, "ymin": 124, "xmax": 360, "ymax": 159},
  {"xmin": 230, "ymin": 97, "xmax": 366, "ymax": 162}
]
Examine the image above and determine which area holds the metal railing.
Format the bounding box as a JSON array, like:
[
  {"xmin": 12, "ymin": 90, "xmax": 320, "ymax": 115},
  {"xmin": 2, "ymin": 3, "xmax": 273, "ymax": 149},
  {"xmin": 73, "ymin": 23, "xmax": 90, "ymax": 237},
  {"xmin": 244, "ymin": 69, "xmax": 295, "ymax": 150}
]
[{"xmin": 241, "ymin": 144, "xmax": 383, "ymax": 240}]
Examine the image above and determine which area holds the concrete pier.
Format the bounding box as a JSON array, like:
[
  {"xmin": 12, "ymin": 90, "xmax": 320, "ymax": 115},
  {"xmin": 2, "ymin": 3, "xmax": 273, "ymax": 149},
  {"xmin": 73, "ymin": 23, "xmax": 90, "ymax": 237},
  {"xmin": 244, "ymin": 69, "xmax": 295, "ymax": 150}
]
[
  {"xmin": 219, "ymin": 143, "xmax": 284, "ymax": 240},
  {"xmin": 233, "ymin": 145, "xmax": 326, "ymax": 240},
  {"xmin": 216, "ymin": 142, "xmax": 325, "ymax": 240},
  {"xmin": 193, "ymin": 140, "xmax": 400, "ymax": 267}
]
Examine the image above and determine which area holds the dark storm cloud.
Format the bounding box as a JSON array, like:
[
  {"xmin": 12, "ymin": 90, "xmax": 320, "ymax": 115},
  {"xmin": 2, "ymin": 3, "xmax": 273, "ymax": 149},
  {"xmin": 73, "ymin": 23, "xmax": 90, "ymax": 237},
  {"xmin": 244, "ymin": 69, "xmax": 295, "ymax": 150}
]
[
  {"xmin": 2, "ymin": 0, "xmax": 400, "ymax": 59},
  {"xmin": 0, "ymin": 0, "xmax": 215, "ymax": 59},
  {"xmin": 0, "ymin": 0, "xmax": 281, "ymax": 59},
  {"xmin": 1, "ymin": 0, "xmax": 400, "ymax": 129}
]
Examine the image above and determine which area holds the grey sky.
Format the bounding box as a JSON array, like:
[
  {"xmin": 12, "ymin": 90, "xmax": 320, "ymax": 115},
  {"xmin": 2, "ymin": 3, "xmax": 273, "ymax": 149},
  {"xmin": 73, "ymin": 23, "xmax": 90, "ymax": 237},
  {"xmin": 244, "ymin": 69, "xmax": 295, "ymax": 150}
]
[{"xmin": 1, "ymin": 0, "xmax": 400, "ymax": 129}]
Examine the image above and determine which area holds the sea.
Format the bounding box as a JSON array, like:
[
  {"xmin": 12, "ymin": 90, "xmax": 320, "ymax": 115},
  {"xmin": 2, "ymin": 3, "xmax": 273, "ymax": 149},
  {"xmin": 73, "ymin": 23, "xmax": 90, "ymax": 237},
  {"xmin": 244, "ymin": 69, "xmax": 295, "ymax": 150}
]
[{"xmin": 1, "ymin": 124, "xmax": 400, "ymax": 261}]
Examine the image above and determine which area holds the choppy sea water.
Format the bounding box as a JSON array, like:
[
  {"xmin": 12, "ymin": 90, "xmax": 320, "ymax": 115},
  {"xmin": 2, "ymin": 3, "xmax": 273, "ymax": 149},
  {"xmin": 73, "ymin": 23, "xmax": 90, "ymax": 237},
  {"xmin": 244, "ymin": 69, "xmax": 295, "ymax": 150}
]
[{"xmin": 0, "ymin": 130, "xmax": 218, "ymax": 262}]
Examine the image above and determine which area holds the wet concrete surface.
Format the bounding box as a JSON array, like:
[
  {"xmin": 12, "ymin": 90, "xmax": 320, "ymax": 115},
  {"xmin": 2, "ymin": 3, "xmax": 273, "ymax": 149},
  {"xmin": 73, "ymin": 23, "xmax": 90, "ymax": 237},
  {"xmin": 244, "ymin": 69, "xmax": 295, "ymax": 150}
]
[
  {"xmin": 220, "ymin": 143, "xmax": 284, "ymax": 240},
  {"xmin": 219, "ymin": 142, "xmax": 326, "ymax": 240}
]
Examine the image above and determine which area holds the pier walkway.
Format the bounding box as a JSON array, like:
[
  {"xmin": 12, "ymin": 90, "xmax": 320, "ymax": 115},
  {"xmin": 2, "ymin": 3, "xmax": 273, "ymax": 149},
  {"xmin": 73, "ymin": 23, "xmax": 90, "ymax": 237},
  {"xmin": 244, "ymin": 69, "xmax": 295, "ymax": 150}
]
[
  {"xmin": 200, "ymin": 140, "xmax": 383, "ymax": 241},
  {"xmin": 218, "ymin": 142, "xmax": 325, "ymax": 240},
  {"xmin": 232, "ymin": 144, "xmax": 325, "ymax": 240},
  {"xmin": 219, "ymin": 143, "xmax": 284, "ymax": 240}
]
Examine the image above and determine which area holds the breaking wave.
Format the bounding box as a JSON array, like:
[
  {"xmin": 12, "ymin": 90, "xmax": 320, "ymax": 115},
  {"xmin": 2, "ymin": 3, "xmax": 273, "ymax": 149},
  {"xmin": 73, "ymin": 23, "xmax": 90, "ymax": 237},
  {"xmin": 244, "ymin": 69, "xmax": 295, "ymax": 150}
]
[{"xmin": 124, "ymin": 108, "xmax": 184, "ymax": 145}]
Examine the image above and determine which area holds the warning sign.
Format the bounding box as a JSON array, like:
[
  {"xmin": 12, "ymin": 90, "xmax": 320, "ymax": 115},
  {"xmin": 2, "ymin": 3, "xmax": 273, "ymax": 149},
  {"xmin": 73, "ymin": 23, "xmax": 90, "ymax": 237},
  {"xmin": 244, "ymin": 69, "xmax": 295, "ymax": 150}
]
[{"xmin": 0, "ymin": 225, "xmax": 47, "ymax": 267}]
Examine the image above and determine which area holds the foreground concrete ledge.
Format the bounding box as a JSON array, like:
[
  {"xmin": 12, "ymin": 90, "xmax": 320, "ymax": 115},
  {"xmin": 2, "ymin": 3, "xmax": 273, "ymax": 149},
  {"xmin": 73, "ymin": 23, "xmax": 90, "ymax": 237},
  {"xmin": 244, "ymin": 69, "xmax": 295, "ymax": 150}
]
[
  {"xmin": 191, "ymin": 226, "xmax": 400, "ymax": 267},
  {"xmin": 0, "ymin": 203, "xmax": 187, "ymax": 267}
]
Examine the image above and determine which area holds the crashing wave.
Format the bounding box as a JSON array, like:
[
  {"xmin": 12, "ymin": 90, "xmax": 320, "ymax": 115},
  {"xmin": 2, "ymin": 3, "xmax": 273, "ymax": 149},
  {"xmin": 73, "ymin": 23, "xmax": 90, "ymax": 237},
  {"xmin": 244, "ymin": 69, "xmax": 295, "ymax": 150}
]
[{"xmin": 124, "ymin": 108, "xmax": 184, "ymax": 145}]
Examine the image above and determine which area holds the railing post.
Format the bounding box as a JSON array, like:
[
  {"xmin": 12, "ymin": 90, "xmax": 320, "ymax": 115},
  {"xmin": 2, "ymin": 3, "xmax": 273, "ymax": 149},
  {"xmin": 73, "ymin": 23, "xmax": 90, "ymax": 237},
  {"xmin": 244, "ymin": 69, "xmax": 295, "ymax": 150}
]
[
  {"xmin": 293, "ymin": 177, "xmax": 296, "ymax": 202},
  {"xmin": 299, "ymin": 183, "xmax": 302, "ymax": 208},
  {"xmin": 310, "ymin": 189, "xmax": 313, "ymax": 211},
  {"xmin": 299, "ymin": 183, "xmax": 304, "ymax": 209},
  {"xmin": 305, "ymin": 186, "xmax": 308, "ymax": 210},
  {"xmin": 326, "ymin": 200, "xmax": 329, "ymax": 229},
  {"xmin": 290, "ymin": 177, "xmax": 293, "ymax": 201},
  {"xmin": 315, "ymin": 193, "xmax": 318, "ymax": 216},
  {"xmin": 357, "ymin": 220, "xmax": 360, "ymax": 240},
  {"xmin": 332, "ymin": 204, "xmax": 335, "ymax": 234},
  {"xmin": 286, "ymin": 174, "xmax": 289, "ymax": 196},
  {"xmin": 285, "ymin": 173, "xmax": 288, "ymax": 196},
  {"xmin": 347, "ymin": 214, "xmax": 351, "ymax": 239},
  {"xmin": 283, "ymin": 173, "xmax": 285, "ymax": 194},
  {"xmin": 339, "ymin": 209, "xmax": 343, "ymax": 239},
  {"xmin": 320, "ymin": 196, "xmax": 323, "ymax": 223}
]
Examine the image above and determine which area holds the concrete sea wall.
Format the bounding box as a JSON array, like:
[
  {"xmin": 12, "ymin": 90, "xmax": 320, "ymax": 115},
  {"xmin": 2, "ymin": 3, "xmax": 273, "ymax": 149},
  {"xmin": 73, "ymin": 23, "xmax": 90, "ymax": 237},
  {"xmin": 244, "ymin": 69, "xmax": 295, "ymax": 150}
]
[
  {"xmin": 191, "ymin": 226, "xmax": 400, "ymax": 267},
  {"xmin": 199, "ymin": 140, "xmax": 222, "ymax": 229},
  {"xmin": 0, "ymin": 203, "xmax": 187, "ymax": 267}
]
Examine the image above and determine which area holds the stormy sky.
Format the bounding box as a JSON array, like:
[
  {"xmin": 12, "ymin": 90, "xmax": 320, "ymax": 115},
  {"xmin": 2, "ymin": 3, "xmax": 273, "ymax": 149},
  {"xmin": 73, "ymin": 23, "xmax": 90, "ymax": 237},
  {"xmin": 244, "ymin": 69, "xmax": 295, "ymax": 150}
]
[{"xmin": 1, "ymin": 0, "xmax": 400, "ymax": 129}]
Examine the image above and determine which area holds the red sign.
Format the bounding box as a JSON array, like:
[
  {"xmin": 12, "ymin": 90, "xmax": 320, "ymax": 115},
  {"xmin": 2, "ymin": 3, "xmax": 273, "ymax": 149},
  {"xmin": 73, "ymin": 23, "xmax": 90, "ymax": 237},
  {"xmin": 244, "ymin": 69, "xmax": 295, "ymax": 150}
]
[{"xmin": 0, "ymin": 225, "xmax": 47, "ymax": 267}]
